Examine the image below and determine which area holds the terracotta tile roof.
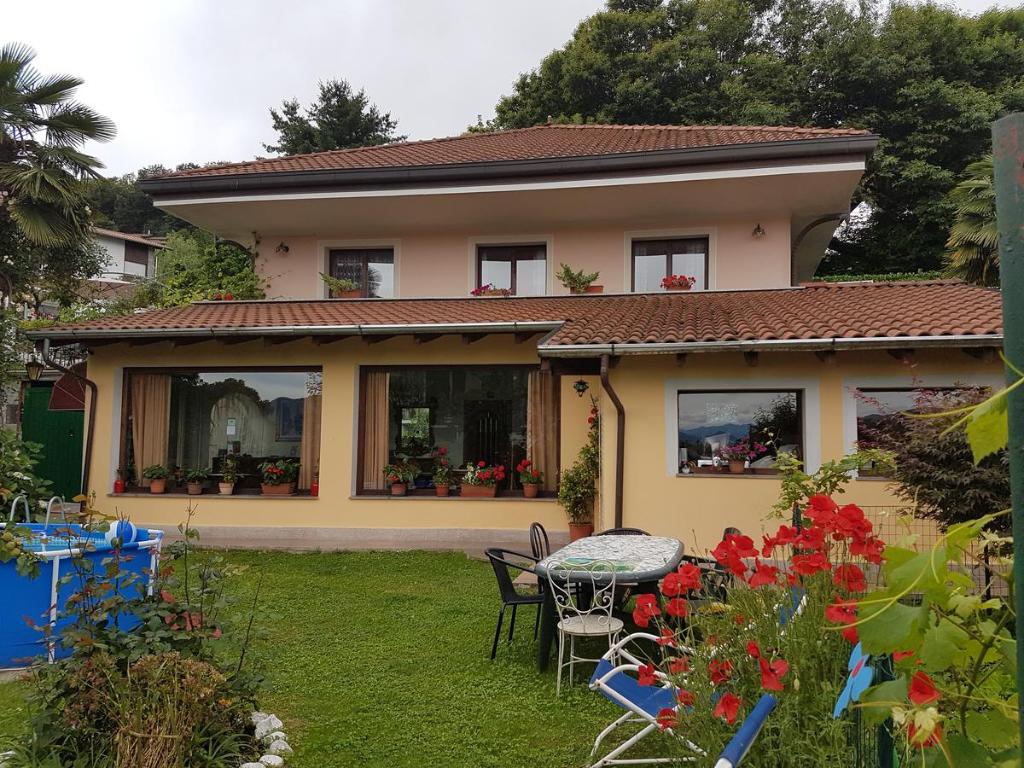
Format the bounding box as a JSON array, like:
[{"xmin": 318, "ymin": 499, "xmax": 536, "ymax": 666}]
[
  {"xmin": 156, "ymin": 124, "xmax": 873, "ymax": 179},
  {"xmin": 30, "ymin": 282, "xmax": 1002, "ymax": 353}
]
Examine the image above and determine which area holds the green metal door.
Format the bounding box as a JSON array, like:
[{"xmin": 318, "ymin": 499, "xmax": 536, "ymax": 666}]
[{"xmin": 21, "ymin": 384, "xmax": 84, "ymax": 500}]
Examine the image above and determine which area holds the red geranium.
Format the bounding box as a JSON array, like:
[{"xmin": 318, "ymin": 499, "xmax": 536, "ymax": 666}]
[
  {"xmin": 713, "ymin": 692, "xmax": 741, "ymax": 724},
  {"xmin": 909, "ymin": 671, "xmax": 941, "ymax": 706}
]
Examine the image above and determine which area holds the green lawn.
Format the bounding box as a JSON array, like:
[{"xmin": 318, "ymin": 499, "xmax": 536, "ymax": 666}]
[{"xmin": 0, "ymin": 550, "xmax": 637, "ymax": 767}]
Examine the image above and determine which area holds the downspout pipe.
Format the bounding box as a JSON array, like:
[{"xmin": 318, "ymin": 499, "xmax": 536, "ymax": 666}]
[
  {"xmin": 39, "ymin": 339, "xmax": 97, "ymax": 499},
  {"xmin": 599, "ymin": 354, "xmax": 625, "ymax": 529}
]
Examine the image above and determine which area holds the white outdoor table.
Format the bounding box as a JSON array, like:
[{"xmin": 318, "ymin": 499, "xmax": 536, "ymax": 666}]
[{"xmin": 534, "ymin": 535, "xmax": 685, "ymax": 670}]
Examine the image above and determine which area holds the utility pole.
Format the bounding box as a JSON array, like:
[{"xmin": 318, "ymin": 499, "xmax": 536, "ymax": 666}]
[{"xmin": 992, "ymin": 113, "xmax": 1024, "ymax": 750}]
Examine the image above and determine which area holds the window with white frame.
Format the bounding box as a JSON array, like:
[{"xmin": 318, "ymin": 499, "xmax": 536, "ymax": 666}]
[
  {"xmin": 477, "ymin": 244, "xmax": 547, "ymax": 296},
  {"xmin": 632, "ymin": 237, "xmax": 709, "ymax": 292},
  {"xmin": 329, "ymin": 248, "xmax": 395, "ymax": 298}
]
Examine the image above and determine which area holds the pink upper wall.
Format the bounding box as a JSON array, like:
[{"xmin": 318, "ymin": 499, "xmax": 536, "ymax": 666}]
[{"xmin": 257, "ymin": 215, "xmax": 793, "ymax": 300}]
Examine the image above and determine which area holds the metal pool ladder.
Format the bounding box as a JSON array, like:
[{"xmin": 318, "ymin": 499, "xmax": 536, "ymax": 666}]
[
  {"xmin": 44, "ymin": 496, "xmax": 67, "ymax": 534},
  {"xmin": 7, "ymin": 494, "xmax": 30, "ymax": 523}
]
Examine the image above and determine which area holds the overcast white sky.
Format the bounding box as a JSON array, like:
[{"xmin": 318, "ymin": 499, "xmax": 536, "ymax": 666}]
[{"xmin": 5, "ymin": 0, "xmax": 1008, "ymax": 176}]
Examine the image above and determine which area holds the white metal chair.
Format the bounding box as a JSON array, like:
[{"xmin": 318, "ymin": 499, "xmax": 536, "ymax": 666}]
[
  {"xmin": 547, "ymin": 559, "xmax": 625, "ymax": 696},
  {"xmin": 588, "ymin": 633, "xmax": 777, "ymax": 767}
]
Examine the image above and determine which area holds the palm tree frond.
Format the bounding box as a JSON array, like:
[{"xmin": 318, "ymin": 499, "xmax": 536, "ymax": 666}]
[
  {"xmin": 43, "ymin": 102, "xmax": 116, "ymax": 144},
  {"xmin": 943, "ymin": 155, "xmax": 998, "ymax": 286}
]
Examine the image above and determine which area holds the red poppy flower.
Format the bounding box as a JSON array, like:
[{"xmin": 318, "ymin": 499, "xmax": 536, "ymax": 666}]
[
  {"xmin": 656, "ymin": 708, "xmax": 677, "ymax": 730},
  {"xmin": 761, "ymin": 525, "xmax": 799, "ymax": 556},
  {"xmin": 713, "ymin": 692, "xmax": 741, "ymax": 724},
  {"xmin": 733, "ymin": 614, "xmax": 746, "ymax": 626},
  {"xmin": 746, "ymin": 641, "xmax": 761, "ymax": 659},
  {"xmin": 850, "ymin": 535, "xmax": 885, "ymax": 564},
  {"xmin": 908, "ymin": 722, "xmax": 942, "ymax": 749},
  {"xmin": 748, "ymin": 559, "xmax": 779, "ymax": 588},
  {"xmin": 709, "ymin": 659, "xmax": 733, "ymax": 686},
  {"xmin": 637, "ymin": 663, "xmax": 658, "ymax": 686},
  {"xmin": 665, "ymin": 597, "xmax": 688, "ymax": 618},
  {"xmin": 677, "ymin": 563, "xmax": 702, "ymax": 591},
  {"xmin": 676, "ymin": 689, "xmax": 694, "ymax": 707},
  {"xmin": 656, "ymin": 628, "xmax": 676, "ymax": 647},
  {"xmin": 893, "ymin": 650, "xmax": 915, "ymax": 663},
  {"xmin": 791, "ymin": 552, "xmax": 832, "ymax": 576},
  {"xmin": 825, "ymin": 596, "xmax": 858, "ymax": 643},
  {"xmin": 908, "ymin": 671, "xmax": 941, "ymax": 706},
  {"xmin": 833, "ymin": 563, "xmax": 867, "ymax": 593},
  {"xmin": 758, "ymin": 657, "xmax": 789, "ymax": 691},
  {"xmin": 632, "ymin": 594, "xmax": 661, "ymax": 628},
  {"xmin": 668, "ymin": 656, "xmax": 690, "ymax": 674},
  {"xmin": 160, "ymin": 589, "xmax": 176, "ymax": 603}
]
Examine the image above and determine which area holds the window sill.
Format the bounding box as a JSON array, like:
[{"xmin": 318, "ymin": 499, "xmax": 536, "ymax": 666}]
[
  {"xmin": 675, "ymin": 472, "xmax": 779, "ymax": 480},
  {"xmin": 108, "ymin": 492, "xmax": 318, "ymax": 500},
  {"xmin": 351, "ymin": 494, "xmax": 556, "ymax": 502},
  {"xmin": 853, "ymin": 475, "xmax": 893, "ymax": 482}
]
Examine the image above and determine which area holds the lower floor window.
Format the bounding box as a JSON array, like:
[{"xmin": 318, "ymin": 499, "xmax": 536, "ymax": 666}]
[
  {"xmin": 122, "ymin": 369, "xmax": 322, "ymax": 492},
  {"xmin": 358, "ymin": 366, "xmax": 558, "ymax": 494},
  {"xmin": 677, "ymin": 390, "xmax": 802, "ymax": 474}
]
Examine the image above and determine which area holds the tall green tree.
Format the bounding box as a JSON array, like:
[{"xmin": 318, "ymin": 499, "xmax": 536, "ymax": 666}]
[
  {"xmin": 944, "ymin": 155, "xmax": 998, "ymax": 286},
  {"xmin": 0, "ymin": 43, "xmax": 115, "ymax": 246},
  {"xmin": 264, "ymin": 78, "xmax": 404, "ymax": 155},
  {"xmin": 489, "ymin": 1, "xmax": 1024, "ymax": 274}
]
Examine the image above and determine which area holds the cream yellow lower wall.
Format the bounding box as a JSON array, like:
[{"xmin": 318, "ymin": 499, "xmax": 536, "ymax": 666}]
[
  {"xmin": 86, "ymin": 336, "xmax": 571, "ymax": 535},
  {"xmin": 83, "ymin": 340, "xmax": 1001, "ymax": 550},
  {"xmin": 598, "ymin": 350, "xmax": 1003, "ymax": 555}
]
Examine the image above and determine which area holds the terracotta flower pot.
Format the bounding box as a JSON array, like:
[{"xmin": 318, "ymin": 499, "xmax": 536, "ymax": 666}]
[
  {"xmin": 584, "ymin": 285, "xmax": 604, "ymax": 294},
  {"xmin": 148, "ymin": 478, "xmax": 166, "ymax": 494},
  {"xmin": 261, "ymin": 482, "xmax": 296, "ymax": 496},
  {"xmin": 435, "ymin": 485, "xmax": 450, "ymax": 497},
  {"xmin": 522, "ymin": 483, "xmax": 539, "ymax": 498},
  {"xmin": 728, "ymin": 459, "xmax": 746, "ymax": 474},
  {"xmin": 569, "ymin": 522, "xmax": 594, "ymax": 541},
  {"xmin": 460, "ymin": 484, "xmax": 497, "ymax": 498},
  {"xmin": 187, "ymin": 482, "xmax": 204, "ymax": 496},
  {"xmin": 390, "ymin": 482, "xmax": 408, "ymax": 497},
  {"xmin": 666, "ymin": 285, "xmax": 692, "ymax": 291},
  {"xmin": 218, "ymin": 482, "xmax": 235, "ymax": 496},
  {"xmin": 330, "ymin": 288, "xmax": 363, "ymax": 299}
]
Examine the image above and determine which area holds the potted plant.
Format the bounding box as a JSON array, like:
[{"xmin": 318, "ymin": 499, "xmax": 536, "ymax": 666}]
[
  {"xmin": 661, "ymin": 274, "xmax": 696, "ymax": 291},
  {"xmin": 258, "ymin": 459, "xmax": 299, "ymax": 495},
  {"xmin": 556, "ymin": 263, "xmax": 602, "ymax": 294},
  {"xmin": 558, "ymin": 402, "xmax": 600, "ymax": 539},
  {"xmin": 460, "ymin": 461, "xmax": 505, "ymax": 497},
  {"xmin": 219, "ymin": 454, "xmax": 238, "ymax": 495},
  {"xmin": 383, "ymin": 459, "xmax": 417, "ymax": 496},
  {"xmin": 431, "ymin": 447, "xmax": 453, "ymax": 496},
  {"xmin": 516, "ymin": 458, "xmax": 544, "ymax": 498},
  {"xmin": 320, "ymin": 272, "xmax": 362, "ymax": 298},
  {"xmin": 717, "ymin": 437, "xmax": 768, "ymax": 474},
  {"xmin": 186, "ymin": 468, "xmax": 209, "ymax": 495},
  {"xmin": 470, "ymin": 283, "xmax": 511, "ymax": 297},
  {"xmin": 142, "ymin": 464, "xmax": 169, "ymax": 494}
]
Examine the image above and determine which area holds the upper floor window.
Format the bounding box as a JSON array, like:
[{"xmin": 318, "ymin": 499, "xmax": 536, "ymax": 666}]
[
  {"xmin": 477, "ymin": 244, "xmax": 546, "ymax": 296},
  {"xmin": 329, "ymin": 248, "xmax": 394, "ymax": 298},
  {"xmin": 632, "ymin": 237, "xmax": 709, "ymax": 292}
]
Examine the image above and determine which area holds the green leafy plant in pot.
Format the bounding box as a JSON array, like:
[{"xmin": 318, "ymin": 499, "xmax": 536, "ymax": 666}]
[
  {"xmin": 142, "ymin": 464, "xmax": 169, "ymax": 494},
  {"xmin": 185, "ymin": 468, "xmax": 209, "ymax": 496},
  {"xmin": 320, "ymin": 272, "xmax": 361, "ymax": 298},
  {"xmin": 219, "ymin": 454, "xmax": 239, "ymax": 495},
  {"xmin": 558, "ymin": 401, "xmax": 600, "ymax": 539},
  {"xmin": 430, "ymin": 447, "xmax": 453, "ymax": 496},
  {"xmin": 556, "ymin": 263, "xmax": 602, "ymax": 294},
  {"xmin": 383, "ymin": 459, "xmax": 418, "ymax": 496}
]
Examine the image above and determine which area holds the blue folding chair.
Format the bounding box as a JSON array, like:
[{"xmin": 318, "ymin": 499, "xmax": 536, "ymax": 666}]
[{"xmin": 587, "ymin": 633, "xmax": 777, "ymax": 767}]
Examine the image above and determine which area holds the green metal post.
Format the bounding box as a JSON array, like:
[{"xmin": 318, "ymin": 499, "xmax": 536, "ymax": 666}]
[{"xmin": 992, "ymin": 113, "xmax": 1024, "ymax": 750}]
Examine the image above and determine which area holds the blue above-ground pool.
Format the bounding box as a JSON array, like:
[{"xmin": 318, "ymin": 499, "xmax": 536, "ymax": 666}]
[{"xmin": 0, "ymin": 522, "xmax": 164, "ymax": 670}]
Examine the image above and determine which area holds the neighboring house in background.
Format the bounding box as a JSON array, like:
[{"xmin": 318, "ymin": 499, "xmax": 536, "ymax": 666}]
[
  {"xmin": 26, "ymin": 125, "xmax": 1004, "ymax": 552},
  {"xmin": 87, "ymin": 227, "xmax": 165, "ymax": 300}
]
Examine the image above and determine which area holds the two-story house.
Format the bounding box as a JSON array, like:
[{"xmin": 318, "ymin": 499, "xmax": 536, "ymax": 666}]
[{"xmin": 27, "ymin": 125, "xmax": 1004, "ymax": 552}]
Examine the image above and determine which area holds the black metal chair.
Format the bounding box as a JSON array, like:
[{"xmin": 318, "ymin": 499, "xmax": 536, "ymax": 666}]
[
  {"xmin": 595, "ymin": 527, "xmax": 651, "ymax": 536},
  {"xmin": 485, "ymin": 548, "xmax": 546, "ymax": 660},
  {"xmin": 529, "ymin": 522, "xmax": 551, "ymax": 560}
]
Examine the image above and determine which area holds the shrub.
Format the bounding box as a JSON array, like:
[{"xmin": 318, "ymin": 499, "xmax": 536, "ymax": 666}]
[
  {"xmin": 141, "ymin": 464, "xmax": 169, "ymax": 480},
  {"xmin": 555, "ymin": 263, "xmax": 600, "ymax": 293}
]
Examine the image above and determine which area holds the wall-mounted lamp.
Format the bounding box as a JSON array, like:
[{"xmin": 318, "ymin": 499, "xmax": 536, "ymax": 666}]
[
  {"xmin": 573, "ymin": 379, "xmax": 590, "ymax": 398},
  {"xmin": 275, "ymin": 242, "xmax": 290, "ymax": 254},
  {"xmin": 25, "ymin": 356, "xmax": 44, "ymax": 382},
  {"xmin": 752, "ymin": 223, "xmax": 766, "ymax": 239}
]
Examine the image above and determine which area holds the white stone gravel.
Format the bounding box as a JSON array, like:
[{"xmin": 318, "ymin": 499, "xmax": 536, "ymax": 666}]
[
  {"xmin": 259, "ymin": 755, "xmax": 285, "ymax": 768},
  {"xmin": 254, "ymin": 715, "xmax": 284, "ymax": 740},
  {"xmin": 248, "ymin": 712, "xmax": 291, "ymax": 768}
]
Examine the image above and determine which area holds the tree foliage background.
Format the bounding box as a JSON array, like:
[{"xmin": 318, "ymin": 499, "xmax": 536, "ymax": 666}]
[{"xmin": 489, "ymin": 0, "xmax": 1024, "ymax": 275}]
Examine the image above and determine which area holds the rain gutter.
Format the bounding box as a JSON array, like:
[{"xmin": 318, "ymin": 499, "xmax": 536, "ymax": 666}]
[
  {"xmin": 599, "ymin": 355, "xmax": 626, "ymax": 529},
  {"xmin": 138, "ymin": 136, "xmax": 879, "ymax": 197}
]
